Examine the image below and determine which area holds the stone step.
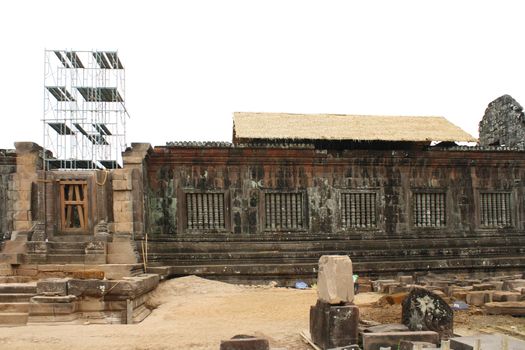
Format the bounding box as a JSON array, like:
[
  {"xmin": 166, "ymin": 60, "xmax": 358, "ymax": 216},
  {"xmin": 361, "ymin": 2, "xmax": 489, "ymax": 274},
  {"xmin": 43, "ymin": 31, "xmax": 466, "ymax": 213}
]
[
  {"xmin": 0, "ymin": 312, "xmax": 28, "ymax": 325},
  {"xmin": 48, "ymin": 241, "xmax": 86, "ymax": 248},
  {"xmin": 0, "ymin": 283, "xmax": 37, "ymax": 294},
  {"xmin": 157, "ymin": 256, "xmax": 525, "ymax": 282},
  {"xmin": 0, "ymin": 294, "xmax": 36, "ymax": 303},
  {"xmin": 144, "ymin": 246, "xmax": 525, "ymax": 263},
  {"xmin": 143, "ymin": 236, "xmax": 525, "ymax": 253},
  {"xmin": 49, "ymin": 249, "xmax": 85, "ymax": 255},
  {"xmin": 0, "ymin": 302, "xmax": 30, "ymax": 313},
  {"xmin": 49, "ymin": 236, "xmax": 93, "ymax": 243},
  {"xmin": 0, "ymin": 276, "xmax": 34, "ymax": 284},
  {"xmin": 44, "ymin": 255, "xmax": 87, "ymax": 264}
]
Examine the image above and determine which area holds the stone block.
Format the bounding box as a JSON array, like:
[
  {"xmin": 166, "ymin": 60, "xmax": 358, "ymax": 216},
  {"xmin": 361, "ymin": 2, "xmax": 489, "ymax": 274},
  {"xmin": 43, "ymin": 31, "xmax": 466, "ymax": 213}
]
[
  {"xmin": 0, "ymin": 253, "xmax": 24, "ymax": 264},
  {"xmin": 31, "ymin": 295, "xmax": 76, "ymax": 303},
  {"xmin": 111, "ymin": 170, "xmax": 129, "ymax": 181},
  {"xmin": 114, "ymin": 222, "xmax": 133, "ymax": 233},
  {"xmin": 372, "ymin": 279, "xmax": 396, "ymax": 292},
  {"xmin": 399, "ymin": 340, "xmax": 437, "ymax": 350},
  {"xmin": 362, "ymin": 331, "xmax": 439, "ymax": 350},
  {"xmin": 364, "ymin": 324, "xmax": 409, "ymax": 333},
  {"xmin": 472, "ymin": 283, "xmax": 496, "ymax": 291},
  {"xmin": 317, "ymin": 255, "xmax": 353, "ymax": 304},
  {"xmin": 220, "ymin": 337, "xmax": 269, "ymax": 350},
  {"xmin": 67, "ymin": 279, "xmax": 112, "ymax": 297},
  {"xmin": 465, "ymin": 291, "xmax": 492, "ymax": 306},
  {"xmin": 310, "ymin": 300, "xmax": 359, "ymax": 349},
  {"xmin": 502, "ymin": 279, "xmax": 525, "ymax": 291},
  {"xmin": 113, "ymin": 191, "xmax": 131, "ymax": 202},
  {"xmin": 492, "ymin": 291, "xmax": 521, "ymax": 302},
  {"xmin": 113, "ymin": 179, "xmax": 132, "ymax": 191},
  {"xmin": 398, "ymin": 276, "xmax": 414, "ymax": 285},
  {"xmin": 450, "ymin": 334, "xmax": 525, "ymax": 350},
  {"xmin": 69, "ymin": 270, "xmax": 105, "ymax": 280},
  {"xmin": 84, "ymin": 254, "xmax": 107, "ymax": 264},
  {"xmin": 98, "ymin": 264, "xmax": 140, "ymax": 279},
  {"xmin": 37, "ymin": 278, "xmax": 69, "ymax": 296}
]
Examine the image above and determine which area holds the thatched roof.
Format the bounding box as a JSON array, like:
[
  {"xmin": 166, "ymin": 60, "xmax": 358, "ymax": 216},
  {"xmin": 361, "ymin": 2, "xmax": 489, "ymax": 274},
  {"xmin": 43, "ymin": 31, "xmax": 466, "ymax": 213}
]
[{"xmin": 233, "ymin": 112, "xmax": 477, "ymax": 142}]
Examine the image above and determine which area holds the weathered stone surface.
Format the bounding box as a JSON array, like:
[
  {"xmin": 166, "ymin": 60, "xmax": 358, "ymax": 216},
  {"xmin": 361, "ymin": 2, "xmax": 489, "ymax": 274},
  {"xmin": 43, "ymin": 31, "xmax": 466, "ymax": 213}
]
[
  {"xmin": 362, "ymin": 331, "xmax": 439, "ymax": 350},
  {"xmin": 484, "ymin": 301, "xmax": 525, "ymax": 316},
  {"xmin": 502, "ymin": 279, "xmax": 525, "ymax": 291},
  {"xmin": 398, "ymin": 340, "xmax": 437, "ymax": 350},
  {"xmin": 492, "ymin": 291, "xmax": 521, "ymax": 302},
  {"xmin": 479, "ymin": 94, "xmax": 525, "ymax": 148},
  {"xmin": 70, "ymin": 270, "xmax": 105, "ymax": 280},
  {"xmin": 402, "ymin": 288, "xmax": 453, "ymax": 339},
  {"xmin": 399, "ymin": 276, "xmax": 414, "ymax": 285},
  {"xmin": 465, "ymin": 291, "xmax": 492, "ymax": 306},
  {"xmin": 31, "ymin": 295, "xmax": 76, "ymax": 303},
  {"xmin": 472, "ymin": 283, "xmax": 495, "ymax": 291},
  {"xmin": 364, "ymin": 323, "xmax": 409, "ymax": 333},
  {"xmin": 219, "ymin": 337, "xmax": 269, "ymax": 350},
  {"xmin": 67, "ymin": 279, "xmax": 113, "ymax": 297},
  {"xmin": 450, "ymin": 334, "xmax": 525, "ymax": 350},
  {"xmin": 36, "ymin": 278, "xmax": 69, "ymax": 296},
  {"xmin": 317, "ymin": 255, "xmax": 354, "ymax": 304},
  {"xmin": 310, "ymin": 300, "xmax": 359, "ymax": 349}
]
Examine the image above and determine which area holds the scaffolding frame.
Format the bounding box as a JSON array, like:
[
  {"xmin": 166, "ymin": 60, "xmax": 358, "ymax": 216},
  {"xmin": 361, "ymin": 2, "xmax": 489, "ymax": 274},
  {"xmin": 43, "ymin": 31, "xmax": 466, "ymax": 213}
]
[{"xmin": 43, "ymin": 49, "xmax": 129, "ymax": 170}]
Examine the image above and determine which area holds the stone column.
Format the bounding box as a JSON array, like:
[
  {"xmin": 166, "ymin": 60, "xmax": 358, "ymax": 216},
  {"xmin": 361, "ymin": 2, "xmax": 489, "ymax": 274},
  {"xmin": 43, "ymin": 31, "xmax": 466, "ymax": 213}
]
[
  {"xmin": 310, "ymin": 255, "xmax": 359, "ymax": 349},
  {"xmin": 121, "ymin": 143, "xmax": 151, "ymax": 238},
  {"xmin": 10, "ymin": 142, "xmax": 42, "ymax": 234},
  {"xmin": 106, "ymin": 143, "xmax": 151, "ymax": 265}
]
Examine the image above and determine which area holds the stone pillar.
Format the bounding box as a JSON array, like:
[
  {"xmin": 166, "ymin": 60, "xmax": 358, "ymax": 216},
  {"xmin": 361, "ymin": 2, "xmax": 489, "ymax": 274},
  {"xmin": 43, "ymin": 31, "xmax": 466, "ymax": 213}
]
[
  {"xmin": 121, "ymin": 143, "xmax": 151, "ymax": 239},
  {"xmin": 106, "ymin": 144, "xmax": 151, "ymax": 265},
  {"xmin": 310, "ymin": 255, "xmax": 359, "ymax": 349},
  {"xmin": 10, "ymin": 142, "xmax": 42, "ymax": 233}
]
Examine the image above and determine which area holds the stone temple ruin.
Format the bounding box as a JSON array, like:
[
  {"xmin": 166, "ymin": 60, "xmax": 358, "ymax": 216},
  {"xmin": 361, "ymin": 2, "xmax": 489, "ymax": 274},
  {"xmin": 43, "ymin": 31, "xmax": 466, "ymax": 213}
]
[{"xmin": 0, "ymin": 53, "xmax": 524, "ymax": 347}]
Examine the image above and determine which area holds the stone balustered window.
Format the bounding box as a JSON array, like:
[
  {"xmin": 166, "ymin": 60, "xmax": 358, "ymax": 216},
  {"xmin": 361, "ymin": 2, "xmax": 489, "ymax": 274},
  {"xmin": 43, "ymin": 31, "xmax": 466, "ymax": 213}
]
[
  {"xmin": 186, "ymin": 192, "xmax": 225, "ymax": 230},
  {"xmin": 341, "ymin": 192, "xmax": 377, "ymax": 228},
  {"xmin": 480, "ymin": 192, "xmax": 512, "ymax": 228},
  {"xmin": 413, "ymin": 192, "xmax": 446, "ymax": 228},
  {"xmin": 264, "ymin": 192, "xmax": 305, "ymax": 231},
  {"xmin": 60, "ymin": 180, "xmax": 88, "ymax": 231}
]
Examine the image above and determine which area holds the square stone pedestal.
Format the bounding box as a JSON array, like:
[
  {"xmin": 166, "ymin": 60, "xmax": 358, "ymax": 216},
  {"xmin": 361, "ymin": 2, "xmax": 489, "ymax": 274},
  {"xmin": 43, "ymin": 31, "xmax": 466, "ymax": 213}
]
[{"xmin": 310, "ymin": 300, "xmax": 359, "ymax": 349}]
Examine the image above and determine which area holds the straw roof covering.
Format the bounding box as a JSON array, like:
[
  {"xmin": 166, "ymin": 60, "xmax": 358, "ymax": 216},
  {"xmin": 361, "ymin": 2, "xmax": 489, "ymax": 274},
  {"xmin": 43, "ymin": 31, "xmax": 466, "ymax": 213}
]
[{"xmin": 233, "ymin": 112, "xmax": 477, "ymax": 142}]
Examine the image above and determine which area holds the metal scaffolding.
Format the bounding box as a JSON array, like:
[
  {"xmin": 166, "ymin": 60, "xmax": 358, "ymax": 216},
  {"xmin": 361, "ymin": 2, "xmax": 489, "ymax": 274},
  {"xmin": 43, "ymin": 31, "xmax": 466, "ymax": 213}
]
[{"xmin": 43, "ymin": 50, "xmax": 129, "ymax": 170}]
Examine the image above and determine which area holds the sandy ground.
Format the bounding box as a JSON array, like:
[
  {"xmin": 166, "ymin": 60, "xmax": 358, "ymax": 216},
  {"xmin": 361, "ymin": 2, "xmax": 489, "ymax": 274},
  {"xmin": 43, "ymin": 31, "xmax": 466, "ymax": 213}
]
[{"xmin": 1, "ymin": 276, "xmax": 524, "ymax": 350}]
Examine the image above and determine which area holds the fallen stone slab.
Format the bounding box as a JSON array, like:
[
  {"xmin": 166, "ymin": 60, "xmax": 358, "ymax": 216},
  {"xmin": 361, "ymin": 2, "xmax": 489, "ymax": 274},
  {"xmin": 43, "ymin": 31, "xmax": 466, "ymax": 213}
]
[
  {"xmin": 220, "ymin": 336, "xmax": 269, "ymax": 350},
  {"xmin": 502, "ymin": 279, "xmax": 525, "ymax": 291},
  {"xmin": 484, "ymin": 301, "xmax": 525, "ymax": 316},
  {"xmin": 362, "ymin": 331, "xmax": 439, "ymax": 350},
  {"xmin": 363, "ymin": 323, "xmax": 409, "ymax": 333},
  {"xmin": 472, "ymin": 283, "xmax": 496, "ymax": 291},
  {"xmin": 465, "ymin": 291, "xmax": 492, "ymax": 306},
  {"xmin": 317, "ymin": 255, "xmax": 354, "ymax": 304},
  {"xmin": 398, "ymin": 340, "xmax": 437, "ymax": 350},
  {"xmin": 450, "ymin": 334, "xmax": 525, "ymax": 350},
  {"xmin": 492, "ymin": 291, "xmax": 521, "ymax": 302},
  {"xmin": 372, "ymin": 280, "xmax": 396, "ymax": 293},
  {"xmin": 402, "ymin": 288, "xmax": 453, "ymax": 339}
]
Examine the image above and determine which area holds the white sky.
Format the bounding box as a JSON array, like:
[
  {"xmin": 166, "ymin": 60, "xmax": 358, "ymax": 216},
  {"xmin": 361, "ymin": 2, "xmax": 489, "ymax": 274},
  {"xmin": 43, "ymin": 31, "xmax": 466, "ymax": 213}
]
[{"xmin": 1, "ymin": 0, "xmax": 524, "ymax": 149}]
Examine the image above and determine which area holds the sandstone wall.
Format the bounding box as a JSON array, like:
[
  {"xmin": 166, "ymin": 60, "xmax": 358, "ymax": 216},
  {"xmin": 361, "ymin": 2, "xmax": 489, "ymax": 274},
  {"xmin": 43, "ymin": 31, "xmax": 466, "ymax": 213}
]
[{"xmin": 145, "ymin": 143, "xmax": 525, "ymax": 237}]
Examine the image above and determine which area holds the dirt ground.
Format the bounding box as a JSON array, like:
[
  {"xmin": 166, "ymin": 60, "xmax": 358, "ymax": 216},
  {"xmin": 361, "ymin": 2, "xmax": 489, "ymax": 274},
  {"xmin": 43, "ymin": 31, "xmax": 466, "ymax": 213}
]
[{"xmin": 1, "ymin": 276, "xmax": 524, "ymax": 350}]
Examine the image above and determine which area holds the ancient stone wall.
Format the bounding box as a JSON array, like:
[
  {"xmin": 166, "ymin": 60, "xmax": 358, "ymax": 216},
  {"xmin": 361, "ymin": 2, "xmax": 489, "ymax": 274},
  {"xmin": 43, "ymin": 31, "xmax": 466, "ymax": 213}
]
[
  {"xmin": 0, "ymin": 149, "xmax": 16, "ymax": 240},
  {"xmin": 145, "ymin": 144, "xmax": 525, "ymax": 237},
  {"xmin": 479, "ymin": 94, "xmax": 525, "ymax": 148}
]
